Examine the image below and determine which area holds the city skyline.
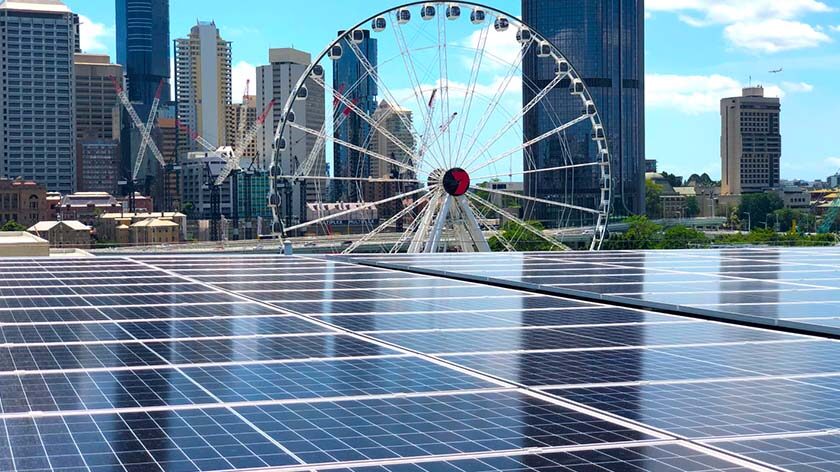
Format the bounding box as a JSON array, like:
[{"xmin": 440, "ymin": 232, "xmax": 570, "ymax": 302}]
[{"xmin": 67, "ymin": 0, "xmax": 840, "ymax": 181}]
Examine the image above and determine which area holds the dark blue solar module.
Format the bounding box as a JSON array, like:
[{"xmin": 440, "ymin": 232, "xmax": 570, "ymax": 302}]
[
  {"xmin": 552, "ymin": 378, "xmax": 840, "ymax": 438},
  {"xmin": 335, "ymin": 443, "xmax": 755, "ymax": 471},
  {"xmin": 235, "ymin": 390, "xmax": 656, "ymax": 464},
  {"xmin": 0, "ymin": 252, "xmax": 837, "ymax": 471},
  {"xmin": 347, "ymin": 248, "xmax": 840, "ymax": 337},
  {"xmin": 709, "ymin": 434, "xmax": 840, "ymax": 472}
]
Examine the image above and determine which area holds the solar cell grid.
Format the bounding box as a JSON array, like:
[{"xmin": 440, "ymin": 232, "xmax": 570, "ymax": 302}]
[
  {"xmin": 335, "ymin": 443, "xmax": 755, "ymax": 471},
  {"xmin": 180, "ymin": 357, "xmax": 498, "ymax": 403},
  {"xmin": 235, "ymin": 390, "xmax": 656, "ymax": 465},
  {"xmin": 0, "ymin": 369, "xmax": 217, "ymax": 414},
  {"xmin": 552, "ymin": 378, "xmax": 840, "ymax": 439},
  {"xmin": 0, "ymin": 408, "xmax": 300, "ymax": 471},
  {"xmin": 708, "ymin": 434, "xmax": 840, "ymax": 472}
]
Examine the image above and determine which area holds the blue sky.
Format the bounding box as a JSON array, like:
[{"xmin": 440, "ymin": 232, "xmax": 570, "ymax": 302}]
[{"xmin": 67, "ymin": 0, "xmax": 840, "ymax": 181}]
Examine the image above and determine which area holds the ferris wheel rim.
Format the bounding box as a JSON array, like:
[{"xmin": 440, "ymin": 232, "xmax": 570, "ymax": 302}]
[{"xmin": 270, "ymin": 1, "xmax": 613, "ymax": 252}]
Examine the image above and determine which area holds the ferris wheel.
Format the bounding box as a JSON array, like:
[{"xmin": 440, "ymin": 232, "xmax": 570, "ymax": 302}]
[{"xmin": 269, "ymin": 1, "xmax": 612, "ymax": 253}]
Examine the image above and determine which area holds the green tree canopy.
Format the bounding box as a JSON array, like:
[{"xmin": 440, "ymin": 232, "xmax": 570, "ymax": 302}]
[
  {"xmin": 0, "ymin": 220, "xmax": 27, "ymax": 232},
  {"xmin": 658, "ymin": 225, "xmax": 709, "ymax": 249},
  {"xmin": 738, "ymin": 193, "xmax": 784, "ymax": 227},
  {"xmin": 684, "ymin": 196, "xmax": 700, "ymax": 218},
  {"xmin": 645, "ymin": 180, "xmax": 663, "ymax": 219}
]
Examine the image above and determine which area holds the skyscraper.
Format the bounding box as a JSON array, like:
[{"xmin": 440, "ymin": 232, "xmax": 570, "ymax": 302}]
[
  {"xmin": 721, "ymin": 86, "xmax": 781, "ymax": 195},
  {"xmin": 257, "ymin": 48, "xmax": 325, "ymax": 226},
  {"xmin": 175, "ymin": 21, "xmax": 232, "ymax": 148},
  {"xmin": 522, "ymin": 0, "xmax": 645, "ymax": 222},
  {"xmin": 0, "ymin": 0, "xmax": 79, "ymax": 194},
  {"xmin": 332, "ymin": 29, "xmax": 378, "ymax": 202},
  {"xmin": 115, "ymin": 0, "xmax": 171, "ymax": 107}
]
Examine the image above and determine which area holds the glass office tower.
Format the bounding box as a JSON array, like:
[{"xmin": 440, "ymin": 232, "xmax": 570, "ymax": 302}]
[
  {"xmin": 522, "ymin": 0, "xmax": 645, "ymax": 223},
  {"xmin": 332, "ymin": 30, "xmax": 378, "ymax": 202},
  {"xmin": 116, "ymin": 0, "xmax": 171, "ymax": 108}
]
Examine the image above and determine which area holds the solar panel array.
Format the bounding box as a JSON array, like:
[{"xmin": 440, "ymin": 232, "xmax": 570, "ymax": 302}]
[
  {"xmin": 350, "ymin": 248, "xmax": 840, "ymax": 337},
  {"xmin": 0, "ymin": 252, "xmax": 836, "ymax": 471}
]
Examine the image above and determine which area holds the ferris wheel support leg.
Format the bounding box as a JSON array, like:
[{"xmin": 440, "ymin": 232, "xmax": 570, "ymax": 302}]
[
  {"xmin": 455, "ymin": 195, "xmax": 492, "ymax": 252},
  {"xmin": 425, "ymin": 195, "xmax": 453, "ymax": 253},
  {"xmin": 408, "ymin": 192, "xmax": 441, "ymax": 253}
]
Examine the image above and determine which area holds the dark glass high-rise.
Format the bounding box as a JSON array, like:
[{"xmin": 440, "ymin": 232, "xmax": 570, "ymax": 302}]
[
  {"xmin": 332, "ymin": 30, "xmax": 378, "ymax": 202},
  {"xmin": 116, "ymin": 0, "xmax": 171, "ymax": 108},
  {"xmin": 522, "ymin": 0, "xmax": 645, "ymax": 224}
]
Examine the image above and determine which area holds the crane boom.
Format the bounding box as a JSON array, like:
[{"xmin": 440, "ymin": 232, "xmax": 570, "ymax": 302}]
[
  {"xmin": 215, "ymin": 99, "xmax": 276, "ymax": 186},
  {"xmin": 132, "ymin": 80, "xmax": 166, "ymax": 179},
  {"xmin": 175, "ymin": 119, "xmax": 216, "ymax": 152},
  {"xmin": 111, "ymin": 77, "xmax": 167, "ymax": 177}
]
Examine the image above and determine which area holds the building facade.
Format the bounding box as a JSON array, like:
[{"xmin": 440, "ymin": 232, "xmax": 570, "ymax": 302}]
[
  {"xmin": 27, "ymin": 220, "xmax": 91, "ymax": 248},
  {"xmin": 721, "ymin": 86, "xmax": 782, "ymax": 195},
  {"xmin": 0, "ymin": 178, "xmax": 48, "ymax": 228},
  {"xmin": 522, "ymin": 0, "xmax": 645, "ymax": 223},
  {"xmin": 175, "ymin": 21, "xmax": 232, "ymax": 148},
  {"xmin": 115, "ymin": 0, "xmax": 171, "ymax": 107},
  {"xmin": 74, "ymin": 54, "xmax": 121, "ymax": 141},
  {"xmin": 77, "ymin": 140, "xmax": 120, "ymax": 194},
  {"xmin": 1, "ymin": 0, "xmax": 79, "ymax": 194},
  {"xmin": 226, "ymin": 95, "xmax": 258, "ymax": 164},
  {"xmin": 257, "ymin": 48, "xmax": 326, "ymax": 227},
  {"xmin": 333, "ymin": 30, "xmax": 378, "ymax": 202}
]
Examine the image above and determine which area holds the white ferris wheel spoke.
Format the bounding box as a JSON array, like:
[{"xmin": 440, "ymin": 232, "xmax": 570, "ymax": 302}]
[
  {"xmin": 461, "ymin": 69, "xmax": 568, "ymax": 172},
  {"xmin": 465, "ymin": 198, "xmax": 516, "ymax": 252},
  {"xmin": 287, "ymin": 122, "xmax": 416, "ymax": 175},
  {"xmin": 273, "ymin": 175, "xmax": 422, "ymax": 184},
  {"xmin": 471, "ymin": 162, "xmax": 601, "ymax": 182},
  {"xmin": 342, "ymin": 193, "xmax": 431, "ymax": 254},
  {"xmin": 311, "ymin": 76, "xmax": 421, "ymax": 173},
  {"xmin": 452, "ymin": 24, "xmax": 490, "ymax": 163},
  {"xmin": 343, "ymin": 38, "xmax": 422, "ymax": 151},
  {"xmin": 465, "ymin": 191, "xmax": 569, "ymax": 251},
  {"xmin": 285, "ymin": 186, "xmax": 431, "ymax": 233},
  {"xmin": 469, "ymin": 113, "xmax": 591, "ymax": 175},
  {"xmin": 390, "ymin": 13, "xmax": 448, "ymax": 172},
  {"xmin": 437, "ymin": 7, "xmax": 453, "ymax": 168},
  {"xmin": 457, "ymin": 37, "xmax": 535, "ymax": 170},
  {"xmin": 475, "ymin": 184, "xmax": 602, "ymax": 215}
]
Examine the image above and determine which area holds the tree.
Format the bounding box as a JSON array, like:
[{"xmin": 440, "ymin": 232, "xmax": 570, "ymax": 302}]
[
  {"xmin": 684, "ymin": 196, "xmax": 700, "ymax": 218},
  {"xmin": 658, "ymin": 225, "xmax": 708, "ymax": 249},
  {"xmin": 660, "ymin": 172, "xmax": 683, "ymax": 188},
  {"xmin": 0, "ymin": 220, "xmax": 26, "ymax": 232},
  {"xmin": 645, "ymin": 180, "xmax": 663, "ymax": 219},
  {"xmin": 604, "ymin": 216, "xmax": 663, "ymax": 250},
  {"xmin": 687, "ymin": 173, "xmax": 720, "ymax": 187},
  {"xmin": 738, "ymin": 193, "xmax": 783, "ymax": 224},
  {"xmin": 772, "ymin": 208, "xmax": 815, "ymax": 233},
  {"xmin": 488, "ymin": 220, "xmax": 558, "ymax": 252}
]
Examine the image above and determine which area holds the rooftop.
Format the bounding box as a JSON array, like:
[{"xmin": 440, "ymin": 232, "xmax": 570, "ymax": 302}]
[{"xmin": 0, "ymin": 0, "xmax": 70, "ymax": 13}]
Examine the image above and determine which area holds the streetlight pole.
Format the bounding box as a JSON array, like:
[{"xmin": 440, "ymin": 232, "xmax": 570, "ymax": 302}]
[{"xmin": 744, "ymin": 212, "xmax": 751, "ymax": 232}]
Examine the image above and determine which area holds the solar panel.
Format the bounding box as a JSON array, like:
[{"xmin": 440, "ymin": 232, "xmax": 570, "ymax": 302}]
[
  {"xmin": 347, "ymin": 248, "xmax": 840, "ymax": 337},
  {"xmin": 0, "ymin": 251, "xmax": 837, "ymax": 471}
]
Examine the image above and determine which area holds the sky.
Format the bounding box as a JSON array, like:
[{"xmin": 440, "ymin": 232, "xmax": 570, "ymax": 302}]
[{"xmin": 66, "ymin": 0, "xmax": 840, "ymax": 181}]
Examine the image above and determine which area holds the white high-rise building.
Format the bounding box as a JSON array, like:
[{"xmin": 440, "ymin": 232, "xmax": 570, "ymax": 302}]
[
  {"xmin": 257, "ymin": 48, "xmax": 325, "ymax": 226},
  {"xmin": 1, "ymin": 0, "xmax": 79, "ymax": 194},
  {"xmin": 175, "ymin": 21, "xmax": 231, "ymax": 149}
]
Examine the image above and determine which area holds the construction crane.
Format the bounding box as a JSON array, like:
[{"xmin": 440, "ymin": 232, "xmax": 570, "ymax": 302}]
[
  {"xmin": 818, "ymin": 197, "xmax": 840, "ymax": 234},
  {"xmin": 176, "ymin": 98, "xmax": 275, "ymax": 241},
  {"xmin": 111, "ymin": 77, "xmax": 167, "ymax": 212}
]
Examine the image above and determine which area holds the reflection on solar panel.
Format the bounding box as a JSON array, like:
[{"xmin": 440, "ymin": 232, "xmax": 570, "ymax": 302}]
[
  {"xmin": 348, "ymin": 248, "xmax": 840, "ymax": 337},
  {"xmin": 0, "ymin": 251, "xmax": 836, "ymax": 470}
]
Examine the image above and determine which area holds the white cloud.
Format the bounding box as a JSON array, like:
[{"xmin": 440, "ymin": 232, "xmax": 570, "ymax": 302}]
[
  {"xmin": 824, "ymin": 157, "xmax": 840, "ymax": 169},
  {"xmin": 231, "ymin": 61, "xmax": 257, "ymax": 104},
  {"xmin": 831, "ymin": 25, "xmax": 840, "ymax": 32},
  {"xmin": 646, "ymin": 0, "xmax": 832, "ymax": 25},
  {"xmin": 463, "ymin": 25, "xmax": 523, "ymax": 72},
  {"xmin": 725, "ymin": 19, "xmax": 831, "ymax": 53},
  {"xmin": 781, "ymin": 81, "xmax": 815, "ymax": 92},
  {"xmin": 645, "ymin": 0, "xmax": 834, "ymax": 53},
  {"xmin": 77, "ymin": 15, "xmax": 113, "ymax": 53},
  {"xmin": 646, "ymin": 73, "xmax": 784, "ymax": 114}
]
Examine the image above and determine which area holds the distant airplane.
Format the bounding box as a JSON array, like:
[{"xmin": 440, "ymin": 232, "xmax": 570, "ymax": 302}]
[{"xmin": 769, "ymin": 68, "xmax": 783, "ymax": 73}]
